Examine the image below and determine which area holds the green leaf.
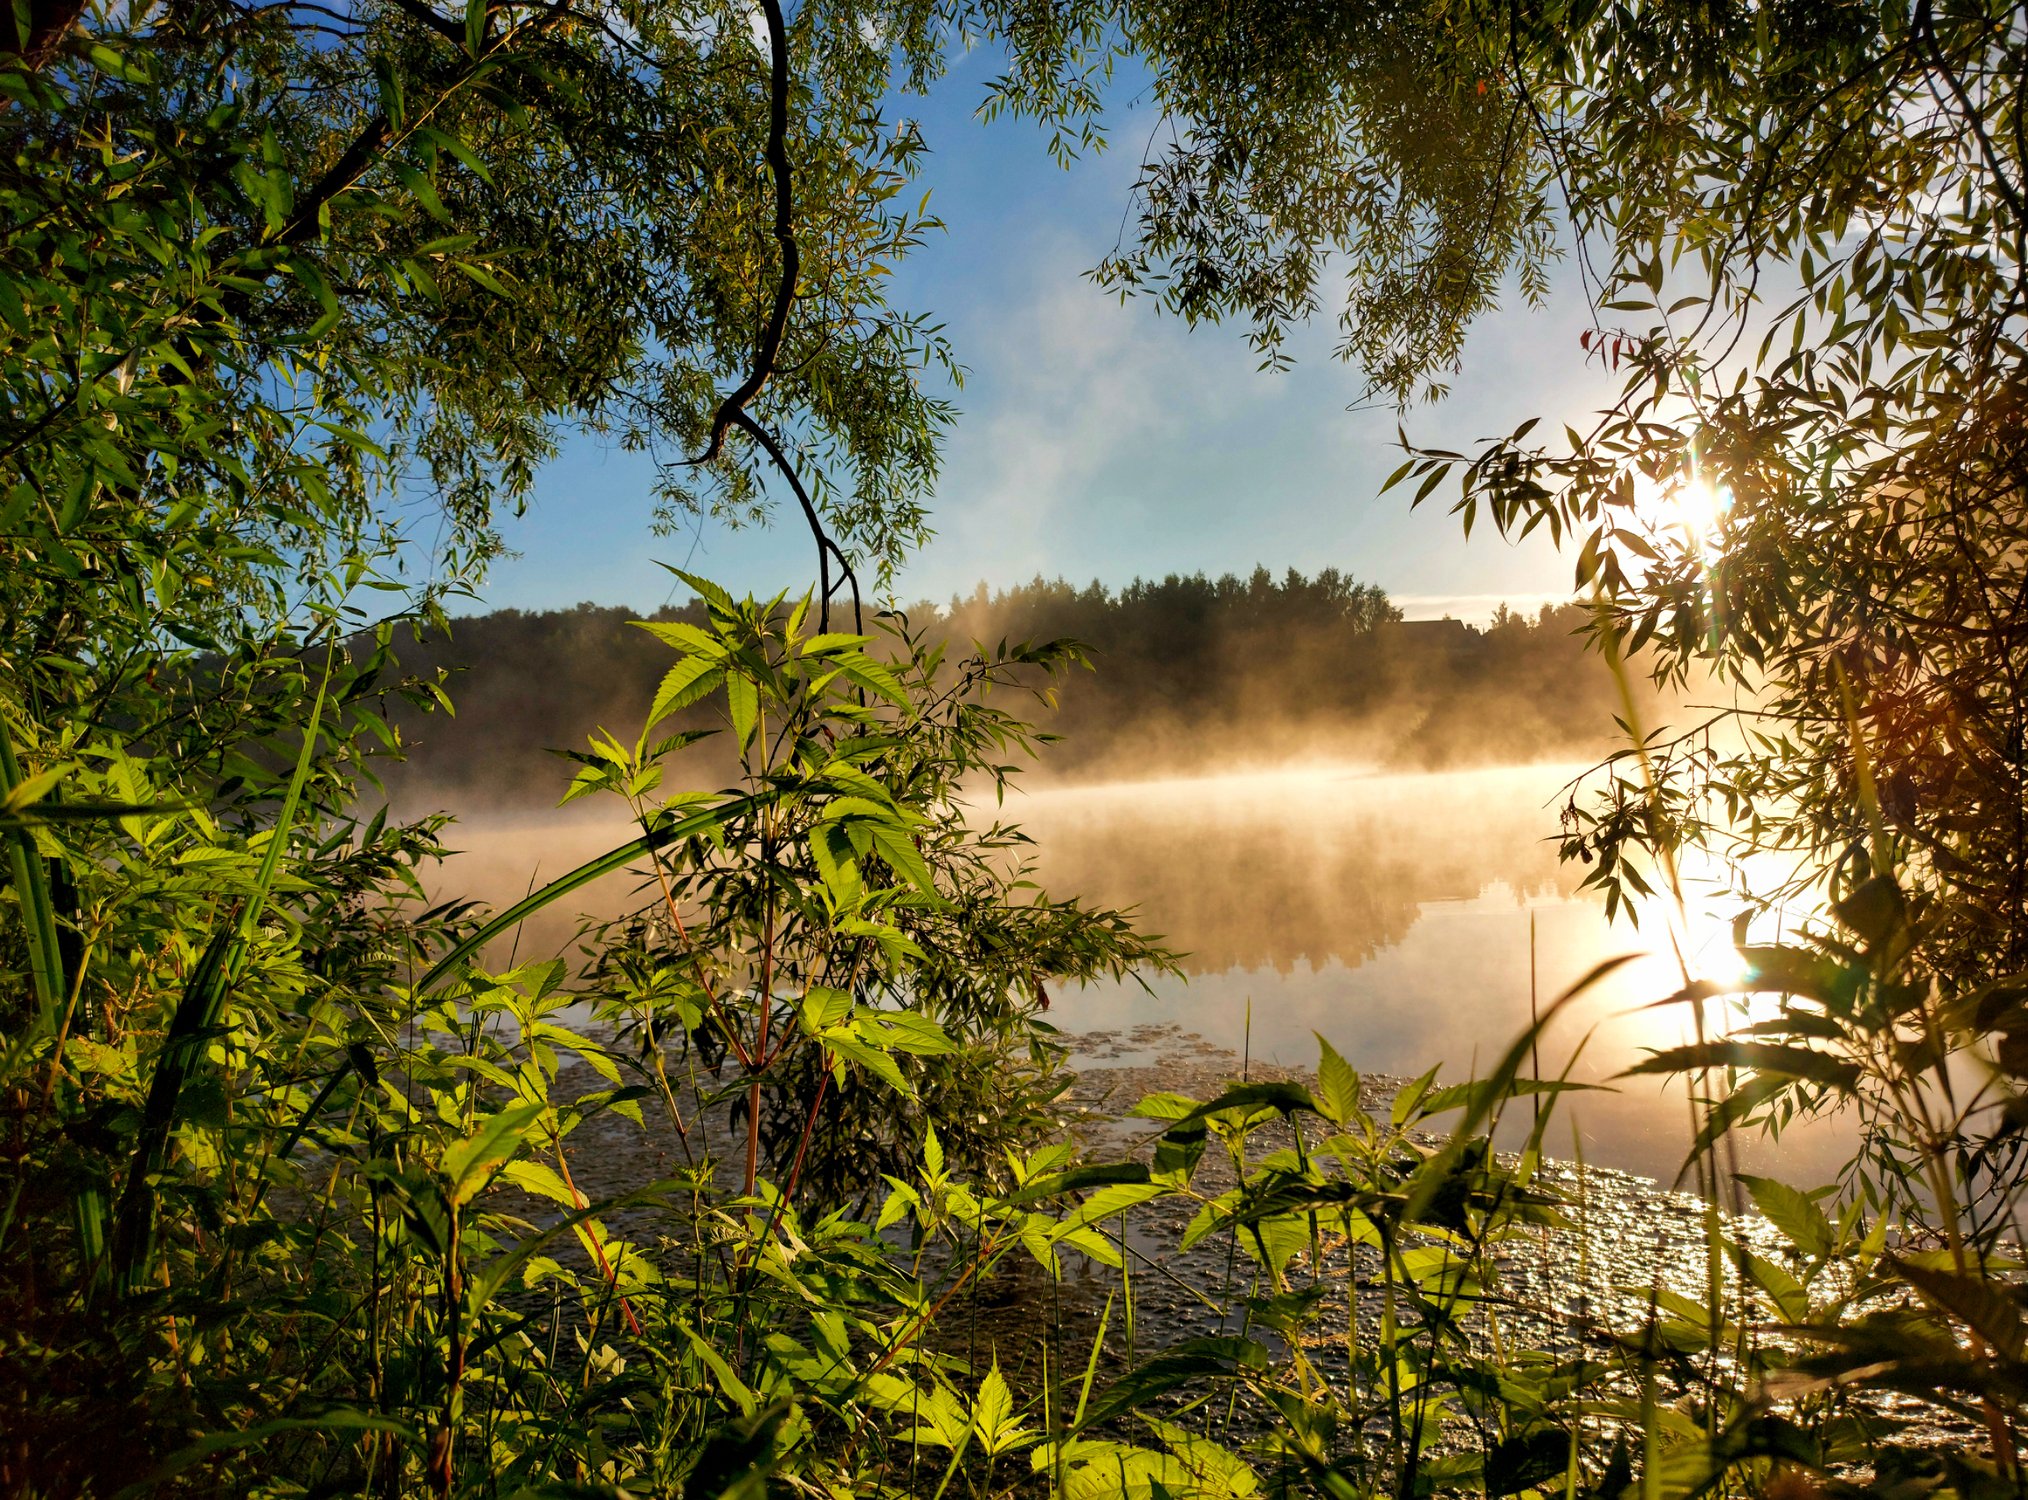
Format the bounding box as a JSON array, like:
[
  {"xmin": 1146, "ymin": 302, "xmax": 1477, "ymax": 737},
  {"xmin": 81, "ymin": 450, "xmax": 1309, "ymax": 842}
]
[
  {"xmin": 822, "ymin": 794, "xmax": 903, "ymax": 824},
  {"xmin": 1129, "ymin": 1091, "xmax": 1201, "ymax": 1122},
  {"xmin": 1736, "ymin": 1174, "xmax": 1834, "ymax": 1261},
  {"xmin": 679, "ymin": 1322, "xmax": 760, "ymax": 1416},
  {"xmin": 500, "ymin": 1159, "xmax": 580, "ymax": 1208},
  {"xmin": 392, "ymin": 162, "xmax": 450, "ymax": 222},
  {"xmin": 869, "ymin": 824, "xmax": 936, "ymax": 895},
  {"xmin": 667, "ymin": 569, "xmax": 736, "ymax": 612},
  {"xmin": 1620, "ymin": 1041, "xmax": 1859, "ymax": 1091},
  {"xmin": 822, "ymin": 1030, "xmax": 909, "ymax": 1093},
  {"xmin": 1014, "ymin": 1162, "xmax": 1152, "ymax": 1203},
  {"xmin": 1053, "ymin": 1182, "xmax": 1165, "ymax": 1234},
  {"xmin": 726, "ymin": 670, "xmax": 759, "ymax": 749},
  {"xmin": 857, "ymin": 1008, "xmax": 954, "ymax": 1054},
  {"xmin": 1313, "ymin": 1034, "xmax": 1360, "ymax": 1125},
  {"xmin": 1152, "ymin": 1120, "xmax": 1207, "ymax": 1187},
  {"xmin": 0, "ymin": 758, "xmax": 71, "ymax": 813},
  {"xmin": 1732, "ymin": 945, "xmax": 1855, "ymax": 1005},
  {"xmin": 1163, "ymin": 1080, "xmax": 1320, "ymax": 1130},
  {"xmin": 442, "ymin": 1101, "xmax": 545, "ymax": 1206},
  {"xmin": 809, "ymin": 822, "xmax": 863, "ymax": 904},
  {"xmin": 85, "ymin": 41, "xmax": 153, "ymax": 83},
  {"xmin": 636, "ymin": 619, "xmax": 721, "ymax": 654},
  {"xmin": 448, "ymin": 259, "xmax": 512, "ymax": 297},
  {"xmin": 1683, "ymin": 1073, "xmax": 1794, "ymax": 1166},
  {"xmin": 1892, "ymin": 1256, "xmax": 2028, "ymax": 1359},
  {"xmin": 1391, "ymin": 1065, "xmax": 1441, "ymax": 1126},
  {"xmin": 1832, "ymin": 874, "xmax": 1906, "ymax": 946},
  {"xmin": 837, "ymin": 651, "xmax": 911, "ymax": 709},
  {"xmin": 972, "ymin": 1364, "xmax": 1033, "ymax": 1455},
  {"xmin": 798, "ymin": 985, "xmax": 851, "ymax": 1033},
  {"xmin": 800, "ymin": 632, "xmax": 872, "ymax": 656},
  {"xmin": 1076, "ymin": 1338, "xmax": 1270, "ymax": 1430},
  {"xmin": 647, "ymin": 656, "xmax": 724, "ymax": 728},
  {"xmin": 0, "ymin": 719, "xmax": 64, "ymax": 1032}
]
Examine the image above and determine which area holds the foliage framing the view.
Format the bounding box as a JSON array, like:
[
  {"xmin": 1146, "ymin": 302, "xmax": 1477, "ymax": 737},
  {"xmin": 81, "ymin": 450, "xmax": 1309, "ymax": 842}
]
[{"xmin": 15, "ymin": 0, "xmax": 2028, "ymax": 1494}]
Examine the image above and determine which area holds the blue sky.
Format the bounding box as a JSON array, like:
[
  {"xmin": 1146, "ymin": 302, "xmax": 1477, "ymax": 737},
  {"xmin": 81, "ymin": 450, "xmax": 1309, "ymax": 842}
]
[{"xmin": 472, "ymin": 51, "xmax": 1618, "ymax": 624}]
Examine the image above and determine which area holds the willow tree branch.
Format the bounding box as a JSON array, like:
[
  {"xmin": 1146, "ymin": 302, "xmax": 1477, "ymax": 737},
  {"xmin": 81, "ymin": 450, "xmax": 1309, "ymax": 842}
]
[
  {"xmin": 1914, "ymin": 0, "xmax": 2028, "ymax": 235},
  {"xmin": 383, "ymin": 0, "xmax": 468, "ymax": 48},
  {"xmin": 731, "ymin": 409, "xmax": 860, "ymax": 633},
  {"xmin": 0, "ymin": 0, "xmax": 86, "ymax": 79},
  {"xmin": 691, "ymin": 0, "xmax": 858, "ymax": 630},
  {"xmin": 274, "ymin": 0, "xmax": 573, "ymax": 248},
  {"xmin": 275, "ymin": 114, "xmax": 391, "ymax": 246},
  {"xmin": 698, "ymin": 0, "xmax": 798, "ymax": 465}
]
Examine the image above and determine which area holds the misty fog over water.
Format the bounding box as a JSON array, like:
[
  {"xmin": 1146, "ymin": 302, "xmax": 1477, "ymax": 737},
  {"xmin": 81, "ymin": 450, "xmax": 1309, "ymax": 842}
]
[{"xmin": 430, "ymin": 759, "xmax": 1853, "ymax": 1187}]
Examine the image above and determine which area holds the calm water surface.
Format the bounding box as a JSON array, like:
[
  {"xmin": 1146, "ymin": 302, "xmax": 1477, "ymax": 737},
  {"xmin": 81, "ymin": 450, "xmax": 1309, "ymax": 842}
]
[
  {"xmin": 1009, "ymin": 761, "xmax": 1851, "ymax": 1184},
  {"xmin": 434, "ymin": 760, "xmax": 1854, "ymax": 1186}
]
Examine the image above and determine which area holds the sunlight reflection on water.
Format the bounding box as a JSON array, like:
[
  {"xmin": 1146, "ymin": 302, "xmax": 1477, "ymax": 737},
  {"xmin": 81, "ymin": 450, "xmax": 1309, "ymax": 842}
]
[
  {"xmin": 1009, "ymin": 760, "xmax": 1851, "ymax": 1184},
  {"xmin": 431, "ymin": 759, "xmax": 1855, "ymax": 1185}
]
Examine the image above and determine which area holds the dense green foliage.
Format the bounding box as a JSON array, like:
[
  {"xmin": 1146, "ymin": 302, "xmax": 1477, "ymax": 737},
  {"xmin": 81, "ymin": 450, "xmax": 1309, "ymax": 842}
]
[
  {"xmin": 1066, "ymin": 0, "xmax": 2028, "ymax": 1475},
  {"xmin": 13, "ymin": 0, "xmax": 2028, "ymax": 1494},
  {"xmin": 1383, "ymin": 0, "xmax": 2028, "ymax": 992}
]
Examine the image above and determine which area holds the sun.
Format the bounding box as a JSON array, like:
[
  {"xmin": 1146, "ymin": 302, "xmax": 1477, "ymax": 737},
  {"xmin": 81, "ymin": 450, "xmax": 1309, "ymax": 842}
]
[
  {"xmin": 1631, "ymin": 469, "xmax": 1733, "ymax": 551},
  {"xmin": 1661, "ymin": 844, "xmax": 1751, "ymax": 986}
]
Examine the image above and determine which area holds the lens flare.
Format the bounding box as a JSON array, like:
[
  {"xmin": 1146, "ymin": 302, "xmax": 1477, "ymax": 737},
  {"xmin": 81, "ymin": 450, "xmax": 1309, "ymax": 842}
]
[
  {"xmin": 1674, "ymin": 477, "xmax": 1732, "ymax": 545},
  {"xmin": 1631, "ymin": 470, "xmax": 1732, "ymax": 551}
]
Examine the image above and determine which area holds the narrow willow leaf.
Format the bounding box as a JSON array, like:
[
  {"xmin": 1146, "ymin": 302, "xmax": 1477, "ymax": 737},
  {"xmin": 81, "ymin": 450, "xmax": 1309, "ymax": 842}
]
[
  {"xmin": 415, "ymin": 798, "xmax": 756, "ymax": 995},
  {"xmin": 1620, "ymin": 1041, "xmax": 1859, "ymax": 1091},
  {"xmin": 0, "ymin": 713, "xmax": 63, "ymax": 1031}
]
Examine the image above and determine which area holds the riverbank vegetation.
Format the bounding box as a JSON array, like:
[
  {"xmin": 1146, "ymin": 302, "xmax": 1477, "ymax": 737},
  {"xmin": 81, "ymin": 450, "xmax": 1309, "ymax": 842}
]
[{"xmin": 7, "ymin": 0, "xmax": 2028, "ymax": 1496}]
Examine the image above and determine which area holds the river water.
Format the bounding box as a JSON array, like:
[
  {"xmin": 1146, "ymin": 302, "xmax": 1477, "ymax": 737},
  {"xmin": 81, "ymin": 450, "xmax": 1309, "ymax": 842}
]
[
  {"xmin": 1010, "ymin": 760, "xmax": 1853, "ymax": 1185},
  {"xmin": 432, "ymin": 759, "xmax": 1854, "ymax": 1188}
]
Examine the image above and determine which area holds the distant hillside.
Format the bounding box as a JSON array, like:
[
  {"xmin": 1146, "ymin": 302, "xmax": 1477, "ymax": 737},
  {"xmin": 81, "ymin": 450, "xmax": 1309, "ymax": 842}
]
[{"xmin": 368, "ymin": 567, "xmax": 1637, "ymax": 814}]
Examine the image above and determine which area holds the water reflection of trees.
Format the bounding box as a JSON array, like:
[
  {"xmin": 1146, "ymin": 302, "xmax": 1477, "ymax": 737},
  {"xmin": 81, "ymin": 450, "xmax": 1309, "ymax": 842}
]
[{"xmin": 1016, "ymin": 767, "xmax": 1582, "ymax": 976}]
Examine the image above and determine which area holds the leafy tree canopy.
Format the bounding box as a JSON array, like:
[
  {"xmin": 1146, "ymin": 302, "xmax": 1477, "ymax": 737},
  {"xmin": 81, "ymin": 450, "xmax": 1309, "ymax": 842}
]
[
  {"xmin": 1081, "ymin": 0, "xmax": 2028, "ymax": 982},
  {"xmin": 13, "ymin": 0, "xmax": 2024, "ymax": 992},
  {"xmin": 1436, "ymin": 0, "xmax": 2028, "ymax": 982}
]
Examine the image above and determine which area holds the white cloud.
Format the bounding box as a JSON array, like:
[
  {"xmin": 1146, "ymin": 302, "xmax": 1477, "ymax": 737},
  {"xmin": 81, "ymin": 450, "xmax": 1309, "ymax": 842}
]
[{"xmin": 912, "ymin": 234, "xmax": 1233, "ymax": 592}]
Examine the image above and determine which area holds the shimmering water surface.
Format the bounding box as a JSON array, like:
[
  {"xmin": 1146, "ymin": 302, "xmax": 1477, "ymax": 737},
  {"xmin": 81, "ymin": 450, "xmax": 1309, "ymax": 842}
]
[{"xmin": 433, "ymin": 760, "xmax": 1853, "ymax": 1186}]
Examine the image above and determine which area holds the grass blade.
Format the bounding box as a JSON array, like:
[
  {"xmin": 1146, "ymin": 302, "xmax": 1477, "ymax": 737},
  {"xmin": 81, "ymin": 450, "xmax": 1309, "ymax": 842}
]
[
  {"xmin": 413, "ymin": 795, "xmax": 762, "ymax": 997},
  {"xmin": 0, "ymin": 710, "xmax": 64, "ymax": 1032},
  {"xmin": 111, "ymin": 654, "xmax": 335, "ymax": 1288}
]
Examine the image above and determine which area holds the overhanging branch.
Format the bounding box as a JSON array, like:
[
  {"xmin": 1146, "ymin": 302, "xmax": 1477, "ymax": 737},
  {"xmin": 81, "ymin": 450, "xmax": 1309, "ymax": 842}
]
[{"xmin": 689, "ymin": 0, "xmax": 858, "ymax": 632}]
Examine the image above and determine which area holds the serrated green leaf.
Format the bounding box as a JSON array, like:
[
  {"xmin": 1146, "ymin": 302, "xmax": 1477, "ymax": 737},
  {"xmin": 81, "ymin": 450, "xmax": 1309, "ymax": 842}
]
[
  {"xmin": 726, "ymin": 671, "xmax": 759, "ymax": 748},
  {"xmin": 1314, "ymin": 1034, "xmax": 1360, "ymax": 1125}
]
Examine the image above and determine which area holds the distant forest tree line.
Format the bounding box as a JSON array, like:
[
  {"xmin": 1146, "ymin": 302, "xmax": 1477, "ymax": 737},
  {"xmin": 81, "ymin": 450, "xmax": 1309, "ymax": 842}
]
[{"xmin": 373, "ymin": 565, "xmax": 1641, "ymax": 813}]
